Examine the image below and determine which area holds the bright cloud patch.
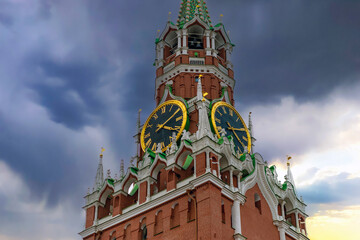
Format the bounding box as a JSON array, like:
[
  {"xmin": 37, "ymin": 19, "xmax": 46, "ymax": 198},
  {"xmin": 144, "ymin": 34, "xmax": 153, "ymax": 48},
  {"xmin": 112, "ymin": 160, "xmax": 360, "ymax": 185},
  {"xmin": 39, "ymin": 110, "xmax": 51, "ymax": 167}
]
[{"xmin": 307, "ymin": 205, "xmax": 360, "ymax": 240}]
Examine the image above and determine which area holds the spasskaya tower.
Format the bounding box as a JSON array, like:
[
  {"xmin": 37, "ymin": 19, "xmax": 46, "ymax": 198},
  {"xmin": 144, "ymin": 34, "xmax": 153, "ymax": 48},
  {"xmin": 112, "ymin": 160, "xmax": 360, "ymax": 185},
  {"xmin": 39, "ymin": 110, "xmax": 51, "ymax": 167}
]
[{"xmin": 80, "ymin": 1, "xmax": 310, "ymax": 240}]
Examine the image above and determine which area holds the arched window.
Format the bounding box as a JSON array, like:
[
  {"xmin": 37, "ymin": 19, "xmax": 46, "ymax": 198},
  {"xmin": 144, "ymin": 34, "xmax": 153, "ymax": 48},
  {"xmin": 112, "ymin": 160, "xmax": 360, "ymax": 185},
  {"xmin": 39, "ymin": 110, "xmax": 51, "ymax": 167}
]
[
  {"xmin": 154, "ymin": 210, "xmax": 163, "ymax": 235},
  {"xmin": 139, "ymin": 225, "xmax": 147, "ymax": 240},
  {"xmin": 188, "ymin": 25, "xmax": 204, "ymax": 49},
  {"xmin": 109, "ymin": 230, "xmax": 116, "ymax": 240},
  {"xmin": 254, "ymin": 193, "xmax": 262, "ymax": 214},
  {"xmin": 164, "ymin": 31, "xmax": 178, "ymax": 56},
  {"xmin": 187, "ymin": 198, "xmax": 196, "ymax": 222},
  {"xmin": 123, "ymin": 224, "xmax": 131, "ymax": 240},
  {"xmin": 170, "ymin": 203, "xmax": 180, "ymax": 228},
  {"xmin": 138, "ymin": 218, "xmax": 147, "ymax": 240}
]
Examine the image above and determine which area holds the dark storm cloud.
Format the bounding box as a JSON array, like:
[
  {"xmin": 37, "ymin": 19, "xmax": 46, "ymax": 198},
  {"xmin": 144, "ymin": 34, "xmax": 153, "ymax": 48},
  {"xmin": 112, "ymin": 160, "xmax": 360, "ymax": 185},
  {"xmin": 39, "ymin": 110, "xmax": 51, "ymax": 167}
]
[
  {"xmin": 0, "ymin": 0, "xmax": 360, "ymax": 238},
  {"xmin": 206, "ymin": 0, "xmax": 360, "ymax": 106},
  {"xmin": 298, "ymin": 173, "xmax": 360, "ymax": 205},
  {"xmin": 30, "ymin": 56, "xmax": 107, "ymax": 129}
]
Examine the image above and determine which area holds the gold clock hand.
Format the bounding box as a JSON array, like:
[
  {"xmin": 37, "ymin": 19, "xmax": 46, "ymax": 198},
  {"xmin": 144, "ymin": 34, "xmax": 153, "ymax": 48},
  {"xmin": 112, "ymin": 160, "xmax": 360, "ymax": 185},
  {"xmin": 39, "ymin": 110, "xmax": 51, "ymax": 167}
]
[
  {"xmin": 229, "ymin": 127, "xmax": 246, "ymax": 132},
  {"xmin": 162, "ymin": 126, "xmax": 176, "ymax": 131},
  {"xmin": 156, "ymin": 108, "xmax": 180, "ymax": 132},
  {"xmin": 227, "ymin": 122, "xmax": 245, "ymax": 148}
]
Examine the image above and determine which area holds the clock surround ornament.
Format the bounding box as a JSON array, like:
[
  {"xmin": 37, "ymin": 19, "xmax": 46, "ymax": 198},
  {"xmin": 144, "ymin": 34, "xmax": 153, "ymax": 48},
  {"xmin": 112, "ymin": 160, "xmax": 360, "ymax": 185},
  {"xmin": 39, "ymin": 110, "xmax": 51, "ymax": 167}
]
[
  {"xmin": 211, "ymin": 101, "xmax": 251, "ymax": 154},
  {"xmin": 140, "ymin": 100, "xmax": 188, "ymax": 153}
]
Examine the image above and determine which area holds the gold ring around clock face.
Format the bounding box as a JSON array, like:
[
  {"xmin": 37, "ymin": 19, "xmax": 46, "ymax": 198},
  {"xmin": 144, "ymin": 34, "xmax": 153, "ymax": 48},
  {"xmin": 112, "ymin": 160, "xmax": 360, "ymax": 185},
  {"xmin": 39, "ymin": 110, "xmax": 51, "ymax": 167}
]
[
  {"xmin": 211, "ymin": 101, "xmax": 251, "ymax": 154},
  {"xmin": 140, "ymin": 100, "xmax": 188, "ymax": 152}
]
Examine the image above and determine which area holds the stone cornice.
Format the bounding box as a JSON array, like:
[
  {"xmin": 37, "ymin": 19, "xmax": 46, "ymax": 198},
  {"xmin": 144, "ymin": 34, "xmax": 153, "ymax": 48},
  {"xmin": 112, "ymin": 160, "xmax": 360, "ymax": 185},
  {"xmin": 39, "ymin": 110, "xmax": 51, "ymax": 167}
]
[{"xmin": 79, "ymin": 173, "xmax": 245, "ymax": 238}]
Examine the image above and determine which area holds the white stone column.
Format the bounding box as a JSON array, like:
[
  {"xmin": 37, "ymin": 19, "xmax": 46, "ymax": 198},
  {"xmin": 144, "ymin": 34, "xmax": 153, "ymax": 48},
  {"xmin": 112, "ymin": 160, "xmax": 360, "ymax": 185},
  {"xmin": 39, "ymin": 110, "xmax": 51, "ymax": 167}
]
[
  {"xmin": 177, "ymin": 31, "xmax": 182, "ymax": 49},
  {"xmin": 232, "ymin": 197, "xmax": 246, "ymax": 240},
  {"xmin": 229, "ymin": 169, "xmax": 234, "ymax": 190},
  {"xmin": 279, "ymin": 226, "xmax": 286, "ymax": 240},
  {"xmin": 237, "ymin": 173, "xmax": 242, "ymax": 192},
  {"xmin": 232, "ymin": 198, "xmax": 241, "ymax": 234},
  {"xmin": 295, "ymin": 211, "xmax": 300, "ymax": 232},
  {"xmin": 281, "ymin": 201, "xmax": 286, "ymax": 220},
  {"xmin": 93, "ymin": 203, "xmax": 99, "ymax": 225},
  {"xmin": 158, "ymin": 42, "xmax": 165, "ymax": 67},
  {"xmin": 206, "ymin": 151, "xmax": 210, "ymax": 173},
  {"xmin": 206, "ymin": 34, "xmax": 210, "ymax": 48},
  {"xmin": 146, "ymin": 180, "xmax": 151, "ymax": 202},
  {"xmin": 211, "ymin": 33, "xmax": 216, "ymax": 50},
  {"xmin": 182, "ymin": 29, "xmax": 188, "ymax": 54}
]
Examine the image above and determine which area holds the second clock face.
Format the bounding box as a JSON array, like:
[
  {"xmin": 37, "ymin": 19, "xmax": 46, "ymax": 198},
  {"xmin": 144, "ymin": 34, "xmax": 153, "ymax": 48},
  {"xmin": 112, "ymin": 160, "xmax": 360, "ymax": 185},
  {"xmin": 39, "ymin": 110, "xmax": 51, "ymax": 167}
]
[
  {"xmin": 211, "ymin": 101, "xmax": 251, "ymax": 154},
  {"xmin": 140, "ymin": 100, "xmax": 187, "ymax": 152}
]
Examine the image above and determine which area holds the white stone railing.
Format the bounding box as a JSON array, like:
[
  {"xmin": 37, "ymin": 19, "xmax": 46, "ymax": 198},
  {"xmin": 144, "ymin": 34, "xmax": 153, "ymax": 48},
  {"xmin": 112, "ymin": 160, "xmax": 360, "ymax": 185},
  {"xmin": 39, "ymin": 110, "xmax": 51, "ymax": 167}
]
[
  {"xmin": 164, "ymin": 61, "xmax": 175, "ymax": 73},
  {"xmin": 218, "ymin": 63, "xmax": 228, "ymax": 75},
  {"xmin": 189, "ymin": 57, "xmax": 205, "ymax": 65}
]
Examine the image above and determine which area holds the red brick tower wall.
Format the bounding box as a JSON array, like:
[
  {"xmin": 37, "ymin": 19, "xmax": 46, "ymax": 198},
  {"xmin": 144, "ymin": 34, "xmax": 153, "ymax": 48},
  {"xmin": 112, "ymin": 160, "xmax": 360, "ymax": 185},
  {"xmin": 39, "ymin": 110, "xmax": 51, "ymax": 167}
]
[{"xmin": 241, "ymin": 184, "xmax": 280, "ymax": 240}]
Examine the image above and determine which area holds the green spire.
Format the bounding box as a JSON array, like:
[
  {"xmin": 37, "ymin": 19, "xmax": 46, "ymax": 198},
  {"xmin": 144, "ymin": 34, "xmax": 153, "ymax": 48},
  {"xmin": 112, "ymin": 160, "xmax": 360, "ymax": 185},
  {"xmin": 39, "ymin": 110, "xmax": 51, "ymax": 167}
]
[{"xmin": 177, "ymin": 0, "xmax": 212, "ymax": 29}]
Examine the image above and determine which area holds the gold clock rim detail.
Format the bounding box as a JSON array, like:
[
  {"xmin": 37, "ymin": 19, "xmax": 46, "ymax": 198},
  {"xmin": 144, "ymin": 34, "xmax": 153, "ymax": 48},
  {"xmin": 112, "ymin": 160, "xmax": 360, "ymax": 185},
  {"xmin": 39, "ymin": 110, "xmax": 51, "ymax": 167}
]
[
  {"xmin": 211, "ymin": 101, "xmax": 252, "ymax": 153},
  {"xmin": 140, "ymin": 100, "xmax": 188, "ymax": 152}
]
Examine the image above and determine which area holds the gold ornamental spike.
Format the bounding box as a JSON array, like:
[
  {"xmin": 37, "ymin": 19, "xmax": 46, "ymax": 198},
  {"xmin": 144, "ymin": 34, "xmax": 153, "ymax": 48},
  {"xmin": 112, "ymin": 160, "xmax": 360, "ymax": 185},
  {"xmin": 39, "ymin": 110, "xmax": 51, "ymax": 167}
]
[{"xmin": 100, "ymin": 147, "xmax": 105, "ymax": 158}]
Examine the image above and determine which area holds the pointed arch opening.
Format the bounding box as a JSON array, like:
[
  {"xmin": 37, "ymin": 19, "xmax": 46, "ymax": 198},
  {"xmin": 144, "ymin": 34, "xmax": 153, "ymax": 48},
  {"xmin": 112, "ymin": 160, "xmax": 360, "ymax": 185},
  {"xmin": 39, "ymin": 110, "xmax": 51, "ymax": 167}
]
[
  {"xmin": 154, "ymin": 210, "xmax": 163, "ymax": 235},
  {"xmin": 170, "ymin": 203, "xmax": 180, "ymax": 229},
  {"xmin": 139, "ymin": 218, "xmax": 147, "ymax": 240},
  {"xmin": 123, "ymin": 224, "xmax": 131, "ymax": 240},
  {"xmin": 254, "ymin": 193, "xmax": 262, "ymax": 215},
  {"xmin": 188, "ymin": 25, "xmax": 204, "ymax": 50}
]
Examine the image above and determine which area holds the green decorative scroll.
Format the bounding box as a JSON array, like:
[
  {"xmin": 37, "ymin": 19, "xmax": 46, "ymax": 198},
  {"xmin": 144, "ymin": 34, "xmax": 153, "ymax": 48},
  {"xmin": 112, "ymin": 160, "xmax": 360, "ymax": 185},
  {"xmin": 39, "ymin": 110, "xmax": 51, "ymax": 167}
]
[{"xmin": 182, "ymin": 155, "xmax": 194, "ymax": 170}]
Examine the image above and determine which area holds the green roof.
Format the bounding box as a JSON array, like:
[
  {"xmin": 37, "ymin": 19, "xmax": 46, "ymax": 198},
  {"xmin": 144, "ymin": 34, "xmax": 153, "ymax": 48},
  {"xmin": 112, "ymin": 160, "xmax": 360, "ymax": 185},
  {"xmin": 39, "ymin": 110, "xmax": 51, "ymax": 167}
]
[{"xmin": 177, "ymin": 0, "xmax": 213, "ymax": 28}]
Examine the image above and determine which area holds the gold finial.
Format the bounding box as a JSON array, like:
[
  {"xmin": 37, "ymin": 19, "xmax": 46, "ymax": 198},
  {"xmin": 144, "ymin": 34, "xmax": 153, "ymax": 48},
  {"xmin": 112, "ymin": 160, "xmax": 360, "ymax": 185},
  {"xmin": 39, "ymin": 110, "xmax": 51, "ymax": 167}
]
[
  {"xmin": 287, "ymin": 155, "xmax": 292, "ymax": 166},
  {"xmin": 168, "ymin": 12, "xmax": 172, "ymax": 21},
  {"xmin": 156, "ymin": 29, "xmax": 160, "ymax": 38},
  {"xmin": 100, "ymin": 147, "xmax": 105, "ymax": 158},
  {"xmin": 199, "ymin": 74, "xmax": 203, "ymax": 79},
  {"xmin": 220, "ymin": 14, "xmax": 224, "ymax": 17}
]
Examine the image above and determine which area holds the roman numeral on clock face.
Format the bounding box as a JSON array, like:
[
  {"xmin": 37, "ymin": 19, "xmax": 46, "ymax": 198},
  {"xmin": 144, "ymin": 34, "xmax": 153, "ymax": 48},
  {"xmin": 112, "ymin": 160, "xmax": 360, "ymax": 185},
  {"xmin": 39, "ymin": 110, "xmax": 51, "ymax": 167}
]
[
  {"xmin": 161, "ymin": 106, "xmax": 166, "ymax": 114},
  {"xmin": 145, "ymin": 139, "xmax": 152, "ymax": 148},
  {"xmin": 144, "ymin": 133, "xmax": 150, "ymax": 139},
  {"xmin": 176, "ymin": 116, "xmax": 182, "ymax": 122},
  {"xmin": 151, "ymin": 143, "xmax": 157, "ymax": 151}
]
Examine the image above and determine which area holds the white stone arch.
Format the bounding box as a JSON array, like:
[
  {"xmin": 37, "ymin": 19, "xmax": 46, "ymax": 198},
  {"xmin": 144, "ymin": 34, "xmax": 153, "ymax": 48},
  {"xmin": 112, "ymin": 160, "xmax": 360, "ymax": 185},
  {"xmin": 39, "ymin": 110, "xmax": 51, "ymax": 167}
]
[
  {"xmin": 175, "ymin": 147, "xmax": 193, "ymax": 168},
  {"xmin": 213, "ymin": 24, "xmax": 231, "ymax": 44},
  {"xmin": 171, "ymin": 202, "xmax": 179, "ymax": 209},
  {"xmin": 183, "ymin": 16, "xmax": 210, "ymax": 30},
  {"xmin": 164, "ymin": 30, "xmax": 178, "ymax": 50},
  {"xmin": 98, "ymin": 184, "xmax": 114, "ymax": 206},
  {"xmin": 219, "ymin": 155, "xmax": 229, "ymax": 170},
  {"xmin": 155, "ymin": 209, "xmax": 163, "ymax": 216},
  {"xmin": 159, "ymin": 22, "xmax": 178, "ymax": 41},
  {"xmin": 121, "ymin": 170, "xmax": 138, "ymax": 194},
  {"xmin": 149, "ymin": 157, "xmax": 167, "ymax": 179},
  {"xmin": 242, "ymin": 162, "xmax": 279, "ymax": 221},
  {"xmin": 215, "ymin": 31, "xmax": 225, "ymax": 50}
]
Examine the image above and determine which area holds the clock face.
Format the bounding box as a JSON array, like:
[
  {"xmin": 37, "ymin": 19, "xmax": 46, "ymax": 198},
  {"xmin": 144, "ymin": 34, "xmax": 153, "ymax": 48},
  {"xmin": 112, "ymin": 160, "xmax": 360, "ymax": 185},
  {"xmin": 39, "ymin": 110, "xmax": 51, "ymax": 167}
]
[
  {"xmin": 211, "ymin": 101, "xmax": 251, "ymax": 154},
  {"xmin": 141, "ymin": 100, "xmax": 188, "ymax": 152}
]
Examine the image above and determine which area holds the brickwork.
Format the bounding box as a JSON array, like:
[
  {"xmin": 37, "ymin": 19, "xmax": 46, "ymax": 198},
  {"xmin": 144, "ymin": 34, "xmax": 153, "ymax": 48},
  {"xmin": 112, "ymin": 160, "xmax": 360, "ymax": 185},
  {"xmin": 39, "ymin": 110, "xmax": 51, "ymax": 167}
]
[{"xmin": 241, "ymin": 184, "xmax": 280, "ymax": 240}]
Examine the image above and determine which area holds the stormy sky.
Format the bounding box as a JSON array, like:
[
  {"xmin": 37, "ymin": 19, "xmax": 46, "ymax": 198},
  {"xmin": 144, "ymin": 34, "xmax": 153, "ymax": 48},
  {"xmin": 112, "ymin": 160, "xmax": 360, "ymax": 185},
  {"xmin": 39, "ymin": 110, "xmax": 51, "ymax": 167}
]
[{"xmin": 0, "ymin": 0, "xmax": 359, "ymax": 239}]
